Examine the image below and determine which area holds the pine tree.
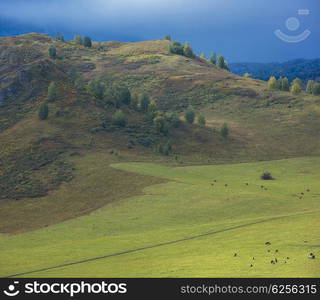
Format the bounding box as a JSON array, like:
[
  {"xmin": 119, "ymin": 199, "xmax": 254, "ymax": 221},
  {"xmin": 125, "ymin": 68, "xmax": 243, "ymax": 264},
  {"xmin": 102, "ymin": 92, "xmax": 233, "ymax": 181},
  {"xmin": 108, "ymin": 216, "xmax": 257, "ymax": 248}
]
[
  {"xmin": 169, "ymin": 41, "xmax": 184, "ymax": 55},
  {"xmin": 164, "ymin": 34, "xmax": 171, "ymax": 41},
  {"xmin": 267, "ymin": 76, "xmax": 277, "ymax": 90},
  {"xmin": 47, "ymin": 82, "xmax": 58, "ymax": 102},
  {"xmin": 184, "ymin": 107, "xmax": 195, "ymax": 124},
  {"xmin": 48, "ymin": 46, "xmax": 57, "ymax": 59},
  {"xmin": 74, "ymin": 34, "xmax": 83, "ymax": 45},
  {"xmin": 210, "ymin": 52, "xmax": 216, "ymax": 65},
  {"xmin": 306, "ymin": 80, "xmax": 315, "ymax": 94},
  {"xmin": 83, "ymin": 36, "xmax": 92, "ymax": 47},
  {"xmin": 200, "ymin": 53, "xmax": 206, "ymax": 60},
  {"xmin": 38, "ymin": 103, "xmax": 49, "ymax": 120}
]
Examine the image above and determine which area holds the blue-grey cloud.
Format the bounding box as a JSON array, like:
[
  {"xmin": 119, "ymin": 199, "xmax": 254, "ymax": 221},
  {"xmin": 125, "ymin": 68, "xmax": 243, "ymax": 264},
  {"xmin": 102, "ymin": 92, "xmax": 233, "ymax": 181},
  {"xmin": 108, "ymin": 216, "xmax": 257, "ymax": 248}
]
[{"xmin": 0, "ymin": 0, "xmax": 319, "ymax": 62}]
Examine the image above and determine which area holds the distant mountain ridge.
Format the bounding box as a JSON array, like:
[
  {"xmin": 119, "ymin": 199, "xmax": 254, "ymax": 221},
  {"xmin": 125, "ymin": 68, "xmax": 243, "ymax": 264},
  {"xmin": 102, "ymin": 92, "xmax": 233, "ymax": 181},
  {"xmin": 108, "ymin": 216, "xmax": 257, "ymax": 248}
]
[{"xmin": 230, "ymin": 58, "xmax": 320, "ymax": 82}]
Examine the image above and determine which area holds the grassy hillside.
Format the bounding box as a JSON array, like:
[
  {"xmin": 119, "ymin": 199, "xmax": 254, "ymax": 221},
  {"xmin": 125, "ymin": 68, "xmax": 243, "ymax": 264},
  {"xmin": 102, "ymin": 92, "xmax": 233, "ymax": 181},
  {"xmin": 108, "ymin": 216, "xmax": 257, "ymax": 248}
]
[
  {"xmin": 1, "ymin": 157, "xmax": 319, "ymax": 277},
  {"xmin": 0, "ymin": 34, "xmax": 319, "ymax": 278}
]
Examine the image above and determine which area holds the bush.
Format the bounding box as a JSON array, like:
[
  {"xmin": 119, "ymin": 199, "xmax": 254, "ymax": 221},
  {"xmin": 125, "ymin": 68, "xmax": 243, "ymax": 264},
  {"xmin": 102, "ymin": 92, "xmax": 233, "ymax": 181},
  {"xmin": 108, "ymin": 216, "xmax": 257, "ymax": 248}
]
[
  {"xmin": 312, "ymin": 82, "xmax": 320, "ymax": 95},
  {"xmin": 74, "ymin": 34, "xmax": 83, "ymax": 45},
  {"xmin": 197, "ymin": 114, "xmax": 206, "ymax": 127},
  {"xmin": 169, "ymin": 41, "xmax": 184, "ymax": 55},
  {"xmin": 47, "ymin": 82, "xmax": 58, "ymax": 102},
  {"xmin": 164, "ymin": 34, "xmax": 171, "ymax": 41},
  {"xmin": 261, "ymin": 172, "xmax": 274, "ymax": 180},
  {"xmin": 83, "ymin": 36, "xmax": 92, "ymax": 47},
  {"xmin": 158, "ymin": 141, "xmax": 172, "ymax": 156},
  {"xmin": 220, "ymin": 123, "xmax": 229, "ymax": 138},
  {"xmin": 184, "ymin": 107, "xmax": 195, "ymax": 124},
  {"xmin": 183, "ymin": 43, "xmax": 195, "ymax": 58},
  {"xmin": 48, "ymin": 46, "xmax": 57, "ymax": 59},
  {"xmin": 291, "ymin": 82, "xmax": 301, "ymax": 95},
  {"xmin": 112, "ymin": 110, "xmax": 127, "ymax": 127},
  {"xmin": 87, "ymin": 79, "xmax": 104, "ymax": 100},
  {"xmin": 38, "ymin": 103, "xmax": 49, "ymax": 120}
]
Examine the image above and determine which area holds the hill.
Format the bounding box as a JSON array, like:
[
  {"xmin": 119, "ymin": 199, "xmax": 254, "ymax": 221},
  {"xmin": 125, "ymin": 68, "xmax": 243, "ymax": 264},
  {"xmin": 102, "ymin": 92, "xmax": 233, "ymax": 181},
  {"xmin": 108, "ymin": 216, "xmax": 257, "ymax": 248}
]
[
  {"xmin": 230, "ymin": 58, "xmax": 320, "ymax": 82},
  {"xmin": 0, "ymin": 34, "xmax": 320, "ymax": 277}
]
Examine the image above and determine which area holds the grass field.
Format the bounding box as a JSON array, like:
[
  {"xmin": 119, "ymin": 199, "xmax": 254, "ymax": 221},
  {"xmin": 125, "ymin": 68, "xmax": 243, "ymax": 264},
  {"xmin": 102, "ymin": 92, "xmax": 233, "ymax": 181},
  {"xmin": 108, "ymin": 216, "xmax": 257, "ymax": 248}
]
[{"xmin": 0, "ymin": 156, "xmax": 319, "ymax": 277}]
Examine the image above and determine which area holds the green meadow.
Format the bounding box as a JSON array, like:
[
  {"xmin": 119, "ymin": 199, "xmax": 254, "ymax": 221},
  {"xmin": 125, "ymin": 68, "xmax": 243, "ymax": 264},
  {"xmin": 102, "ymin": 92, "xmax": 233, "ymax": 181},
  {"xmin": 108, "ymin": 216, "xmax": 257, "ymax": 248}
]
[{"xmin": 0, "ymin": 156, "xmax": 319, "ymax": 277}]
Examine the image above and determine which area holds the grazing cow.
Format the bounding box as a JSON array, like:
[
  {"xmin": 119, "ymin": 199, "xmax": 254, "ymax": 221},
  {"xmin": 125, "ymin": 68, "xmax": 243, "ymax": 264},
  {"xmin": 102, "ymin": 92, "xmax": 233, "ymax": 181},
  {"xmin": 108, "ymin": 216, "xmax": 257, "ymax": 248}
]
[
  {"xmin": 308, "ymin": 253, "xmax": 316, "ymax": 259},
  {"xmin": 234, "ymin": 253, "xmax": 237, "ymax": 257},
  {"xmin": 306, "ymin": 189, "xmax": 310, "ymax": 192},
  {"xmin": 271, "ymin": 260, "xmax": 275, "ymax": 264},
  {"xmin": 287, "ymin": 257, "xmax": 290, "ymax": 259},
  {"xmin": 250, "ymin": 264, "xmax": 253, "ymax": 267},
  {"xmin": 225, "ymin": 184, "xmax": 228, "ymax": 187},
  {"xmin": 275, "ymin": 258, "xmax": 278, "ymax": 263},
  {"xmin": 265, "ymin": 242, "xmax": 271, "ymax": 246},
  {"xmin": 246, "ymin": 183, "xmax": 249, "ymax": 186},
  {"xmin": 275, "ymin": 250, "xmax": 278, "ymax": 253},
  {"xmin": 253, "ymin": 257, "xmax": 255, "ymax": 260}
]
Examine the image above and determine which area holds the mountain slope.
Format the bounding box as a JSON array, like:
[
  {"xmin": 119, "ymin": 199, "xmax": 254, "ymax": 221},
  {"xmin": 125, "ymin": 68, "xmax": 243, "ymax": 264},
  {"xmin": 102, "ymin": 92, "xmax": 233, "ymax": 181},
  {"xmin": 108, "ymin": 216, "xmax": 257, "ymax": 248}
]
[{"xmin": 1, "ymin": 33, "xmax": 320, "ymax": 233}]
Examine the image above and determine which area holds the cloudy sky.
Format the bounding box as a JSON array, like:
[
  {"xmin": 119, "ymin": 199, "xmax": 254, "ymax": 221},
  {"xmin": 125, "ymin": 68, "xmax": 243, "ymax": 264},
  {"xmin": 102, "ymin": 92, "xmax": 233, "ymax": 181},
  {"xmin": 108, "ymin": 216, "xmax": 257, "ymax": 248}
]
[{"xmin": 0, "ymin": 0, "xmax": 319, "ymax": 62}]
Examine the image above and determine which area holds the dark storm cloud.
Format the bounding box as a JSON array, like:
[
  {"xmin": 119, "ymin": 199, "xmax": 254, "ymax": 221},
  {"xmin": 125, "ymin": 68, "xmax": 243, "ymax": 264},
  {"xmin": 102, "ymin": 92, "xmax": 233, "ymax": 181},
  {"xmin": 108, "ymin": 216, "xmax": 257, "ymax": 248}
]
[{"xmin": 0, "ymin": 0, "xmax": 319, "ymax": 62}]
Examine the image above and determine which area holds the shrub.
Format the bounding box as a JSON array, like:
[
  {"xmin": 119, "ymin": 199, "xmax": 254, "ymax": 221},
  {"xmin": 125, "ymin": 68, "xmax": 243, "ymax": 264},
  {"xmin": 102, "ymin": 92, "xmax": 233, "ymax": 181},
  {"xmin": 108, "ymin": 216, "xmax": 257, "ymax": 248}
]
[
  {"xmin": 291, "ymin": 82, "xmax": 301, "ymax": 95},
  {"xmin": 164, "ymin": 34, "xmax": 171, "ymax": 41},
  {"xmin": 139, "ymin": 94, "xmax": 150, "ymax": 112},
  {"xmin": 87, "ymin": 79, "xmax": 104, "ymax": 100},
  {"xmin": 158, "ymin": 141, "xmax": 172, "ymax": 156},
  {"xmin": 56, "ymin": 32, "xmax": 65, "ymax": 42},
  {"xmin": 112, "ymin": 110, "xmax": 127, "ymax": 127},
  {"xmin": 184, "ymin": 107, "xmax": 195, "ymax": 124},
  {"xmin": 306, "ymin": 80, "xmax": 315, "ymax": 94},
  {"xmin": 198, "ymin": 114, "xmax": 206, "ymax": 127},
  {"xmin": 47, "ymin": 82, "xmax": 58, "ymax": 102},
  {"xmin": 169, "ymin": 41, "xmax": 184, "ymax": 55},
  {"xmin": 312, "ymin": 82, "xmax": 320, "ymax": 95},
  {"xmin": 183, "ymin": 43, "xmax": 195, "ymax": 58},
  {"xmin": 48, "ymin": 46, "xmax": 57, "ymax": 59},
  {"xmin": 83, "ymin": 36, "xmax": 92, "ymax": 47},
  {"xmin": 261, "ymin": 172, "xmax": 274, "ymax": 180},
  {"xmin": 267, "ymin": 76, "xmax": 277, "ymax": 90},
  {"xmin": 220, "ymin": 123, "xmax": 229, "ymax": 138},
  {"xmin": 38, "ymin": 103, "xmax": 49, "ymax": 120},
  {"xmin": 74, "ymin": 34, "xmax": 83, "ymax": 45}
]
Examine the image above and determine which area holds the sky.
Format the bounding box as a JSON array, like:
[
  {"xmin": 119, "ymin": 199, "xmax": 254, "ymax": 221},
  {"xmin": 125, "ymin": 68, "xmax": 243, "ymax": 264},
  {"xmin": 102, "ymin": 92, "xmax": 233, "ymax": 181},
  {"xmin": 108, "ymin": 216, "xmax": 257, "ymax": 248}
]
[{"xmin": 0, "ymin": 0, "xmax": 319, "ymax": 63}]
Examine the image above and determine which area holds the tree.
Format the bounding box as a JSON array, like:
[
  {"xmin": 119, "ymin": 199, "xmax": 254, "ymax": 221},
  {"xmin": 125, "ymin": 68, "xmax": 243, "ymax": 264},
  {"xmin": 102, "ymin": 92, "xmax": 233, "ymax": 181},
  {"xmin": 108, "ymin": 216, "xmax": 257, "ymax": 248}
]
[
  {"xmin": 292, "ymin": 78, "xmax": 303, "ymax": 88},
  {"xmin": 139, "ymin": 94, "xmax": 150, "ymax": 112},
  {"xmin": 216, "ymin": 55, "xmax": 227, "ymax": 69},
  {"xmin": 83, "ymin": 36, "xmax": 92, "ymax": 47},
  {"xmin": 306, "ymin": 80, "xmax": 315, "ymax": 94},
  {"xmin": 169, "ymin": 41, "xmax": 184, "ymax": 55},
  {"xmin": 198, "ymin": 114, "xmax": 206, "ymax": 127},
  {"xmin": 209, "ymin": 52, "xmax": 216, "ymax": 65},
  {"xmin": 56, "ymin": 32, "xmax": 65, "ymax": 42},
  {"xmin": 47, "ymin": 82, "xmax": 58, "ymax": 102},
  {"xmin": 200, "ymin": 53, "xmax": 206, "ymax": 60},
  {"xmin": 164, "ymin": 34, "xmax": 171, "ymax": 41},
  {"xmin": 154, "ymin": 115, "xmax": 169, "ymax": 135},
  {"xmin": 87, "ymin": 79, "xmax": 104, "ymax": 100},
  {"xmin": 220, "ymin": 123, "xmax": 229, "ymax": 138},
  {"xmin": 312, "ymin": 82, "xmax": 320, "ymax": 95},
  {"xmin": 74, "ymin": 34, "xmax": 83, "ymax": 45},
  {"xmin": 291, "ymin": 82, "xmax": 301, "ymax": 95},
  {"xmin": 184, "ymin": 107, "xmax": 195, "ymax": 124},
  {"xmin": 183, "ymin": 43, "xmax": 195, "ymax": 58},
  {"xmin": 280, "ymin": 77, "xmax": 290, "ymax": 91},
  {"xmin": 243, "ymin": 72, "xmax": 251, "ymax": 78},
  {"xmin": 267, "ymin": 76, "xmax": 277, "ymax": 90},
  {"xmin": 48, "ymin": 46, "xmax": 57, "ymax": 59},
  {"xmin": 112, "ymin": 110, "xmax": 127, "ymax": 127},
  {"xmin": 38, "ymin": 103, "xmax": 49, "ymax": 120}
]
